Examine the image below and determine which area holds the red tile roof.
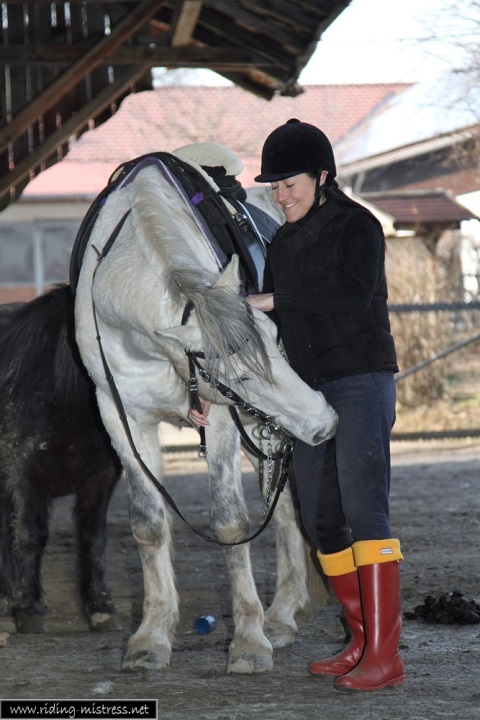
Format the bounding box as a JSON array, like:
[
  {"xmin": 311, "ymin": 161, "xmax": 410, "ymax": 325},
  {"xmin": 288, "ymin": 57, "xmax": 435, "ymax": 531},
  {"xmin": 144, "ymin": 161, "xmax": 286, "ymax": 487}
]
[{"xmin": 24, "ymin": 83, "xmax": 410, "ymax": 198}]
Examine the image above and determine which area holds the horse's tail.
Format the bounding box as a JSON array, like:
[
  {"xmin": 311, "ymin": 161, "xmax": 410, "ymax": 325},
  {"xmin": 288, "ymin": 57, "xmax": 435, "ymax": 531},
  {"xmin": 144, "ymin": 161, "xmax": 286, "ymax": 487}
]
[{"xmin": 0, "ymin": 283, "xmax": 92, "ymax": 411}]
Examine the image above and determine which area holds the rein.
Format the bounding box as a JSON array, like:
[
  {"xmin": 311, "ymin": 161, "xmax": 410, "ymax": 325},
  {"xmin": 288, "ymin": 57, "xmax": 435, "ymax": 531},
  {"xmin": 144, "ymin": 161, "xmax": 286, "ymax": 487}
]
[{"xmin": 89, "ymin": 219, "xmax": 294, "ymax": 547}]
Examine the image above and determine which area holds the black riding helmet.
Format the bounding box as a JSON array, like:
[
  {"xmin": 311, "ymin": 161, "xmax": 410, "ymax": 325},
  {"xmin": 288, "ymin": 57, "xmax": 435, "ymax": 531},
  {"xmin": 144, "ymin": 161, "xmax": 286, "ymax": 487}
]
[{"xmin": 254, "ymin": 118, "xmax": 336, "ymax": 183}]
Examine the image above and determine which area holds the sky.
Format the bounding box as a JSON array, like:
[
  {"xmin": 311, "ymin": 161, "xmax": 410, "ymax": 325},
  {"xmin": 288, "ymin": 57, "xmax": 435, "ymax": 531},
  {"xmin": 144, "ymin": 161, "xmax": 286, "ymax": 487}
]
[
  {"xmin": 298, "ymin": 0, "xmax": 457, "ymax": 84},
  {"xmin": 154, "ymin": 0, "xmax": 472, "ymax": 88}
]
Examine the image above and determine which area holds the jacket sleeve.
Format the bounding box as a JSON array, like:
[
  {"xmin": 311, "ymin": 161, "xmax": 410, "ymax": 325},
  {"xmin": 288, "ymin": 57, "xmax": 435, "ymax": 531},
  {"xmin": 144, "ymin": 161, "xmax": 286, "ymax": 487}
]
[
  {"xmin": 273, "ymin": 214, "xmax": 384, "ymax": 315},
  {"xmin": 262, "ymin": 244, "xmax": 275, "ymax": 293},
  {"xmin": 259, "ymin": 241, "xmax": 282, "ymax": 328}
]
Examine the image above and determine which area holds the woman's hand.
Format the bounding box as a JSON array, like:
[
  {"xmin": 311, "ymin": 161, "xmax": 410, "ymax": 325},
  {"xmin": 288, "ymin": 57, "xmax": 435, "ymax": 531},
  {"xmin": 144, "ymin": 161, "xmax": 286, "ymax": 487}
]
[
  {"xmin": 188, "ymin": 398, "xmax": 211, "ymax": 428},
  {"xmin": 246, "ymin": 293, "xmax": 274, "ymax": 312}
]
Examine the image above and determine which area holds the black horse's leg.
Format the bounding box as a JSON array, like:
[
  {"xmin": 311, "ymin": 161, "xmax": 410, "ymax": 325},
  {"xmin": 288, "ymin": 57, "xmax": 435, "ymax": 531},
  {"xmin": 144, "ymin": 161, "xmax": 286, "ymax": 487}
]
[
  {"xmin": 11, "ymin": 478, "xmax": 49, "ymax": 633},
  {"xmin": 0, "ymin": 489, "xmax": 13, "ymax": 617},
  {"xmin": 75, "ymin": 463, "xmax": 122, "ymax": 632}
]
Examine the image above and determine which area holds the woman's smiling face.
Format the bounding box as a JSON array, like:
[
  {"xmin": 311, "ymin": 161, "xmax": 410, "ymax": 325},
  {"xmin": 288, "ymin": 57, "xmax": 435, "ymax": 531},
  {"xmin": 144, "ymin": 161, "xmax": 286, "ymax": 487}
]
[{"xmin": 271, "ymin": 171, "xmax": 327, "ymax": 222}]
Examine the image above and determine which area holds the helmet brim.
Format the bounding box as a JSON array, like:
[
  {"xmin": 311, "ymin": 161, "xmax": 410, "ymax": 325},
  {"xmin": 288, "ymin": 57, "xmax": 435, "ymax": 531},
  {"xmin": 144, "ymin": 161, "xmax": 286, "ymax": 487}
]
[{"xmin": 254, "ymin": 170, "xmax": 305, "ymax": 183}]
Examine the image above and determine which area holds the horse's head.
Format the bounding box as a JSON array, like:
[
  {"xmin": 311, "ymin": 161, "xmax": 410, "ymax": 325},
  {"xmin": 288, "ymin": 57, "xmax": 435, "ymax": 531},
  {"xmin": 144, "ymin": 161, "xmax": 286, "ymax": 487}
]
[
  {"xmin": 156, "ymin": 255, "xmax": 265, "ymax": 374},
  {"xmin": 156, "ymin": 257, "xmax": 338, "ymax": 446}
]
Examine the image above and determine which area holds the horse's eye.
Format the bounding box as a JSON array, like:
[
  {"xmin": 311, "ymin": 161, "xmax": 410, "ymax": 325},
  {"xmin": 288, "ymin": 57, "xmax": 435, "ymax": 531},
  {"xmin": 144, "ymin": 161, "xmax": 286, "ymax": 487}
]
[{"xmin": 229, "ymin": 375, "xmax": 249, "ymax": 384}]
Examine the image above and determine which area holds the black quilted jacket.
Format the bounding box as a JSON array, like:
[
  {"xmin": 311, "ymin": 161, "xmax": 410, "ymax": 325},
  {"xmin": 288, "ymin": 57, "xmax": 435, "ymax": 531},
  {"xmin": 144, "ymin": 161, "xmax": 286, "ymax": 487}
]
[{"xmin": 262, "ymin": 192, "xmax": 398, "ymax": 388}]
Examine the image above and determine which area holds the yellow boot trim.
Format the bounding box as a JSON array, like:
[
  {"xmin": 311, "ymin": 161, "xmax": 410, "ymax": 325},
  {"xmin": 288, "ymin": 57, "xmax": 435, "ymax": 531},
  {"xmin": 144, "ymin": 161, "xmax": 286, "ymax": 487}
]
[
  {"xmin": 317, "ymin": 547, "xmax": 356, "ymax": 577},
  {"xmin": 353, "ymin": 538, "xmax": 403, "ymax": 566}
]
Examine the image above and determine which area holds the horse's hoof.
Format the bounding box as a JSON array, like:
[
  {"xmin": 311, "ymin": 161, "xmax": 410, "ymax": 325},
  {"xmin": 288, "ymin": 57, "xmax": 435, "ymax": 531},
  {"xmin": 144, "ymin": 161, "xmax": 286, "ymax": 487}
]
[
  {"xmin": 123, "ymin": 629, "xmax": 173, "ymax": 671},
  {"xmin": 227, "ymin": 651, "xmax": 273, "ymax": 674},
  {"xmin": 264, "ymin": 621, "xmax": 297, "ymax": 649},
  {"xmin": 227, "ymin": 638, "xmax": 273, "ymax": 674},
  {"xmin": 122, "ymin": 642, "xmax": 171, "ymax": 672},
  {"xmin": 15, "ymin": 614, "xmax": 47, "ymax": 634},
  {"xmin": 88, "ymin": 612, "xmax": 123, "ymax": 632},
  {"xmin": 264, "ymin": 607, "xmax": 299, "ymax": 648}
]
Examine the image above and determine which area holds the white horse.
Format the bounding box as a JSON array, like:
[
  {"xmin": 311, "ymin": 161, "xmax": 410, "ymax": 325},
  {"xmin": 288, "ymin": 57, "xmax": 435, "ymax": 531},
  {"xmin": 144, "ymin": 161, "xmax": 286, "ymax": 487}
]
[{"xmin": 74, "ymin": 153, "xmax": 338, "ymax": 674}]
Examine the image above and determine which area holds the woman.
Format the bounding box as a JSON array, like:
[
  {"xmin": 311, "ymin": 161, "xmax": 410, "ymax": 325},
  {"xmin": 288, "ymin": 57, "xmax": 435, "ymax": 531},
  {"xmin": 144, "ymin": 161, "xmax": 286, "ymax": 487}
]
[{"xmin": 190, "ymin": 119, "xmax": 404, "ymax": 692}]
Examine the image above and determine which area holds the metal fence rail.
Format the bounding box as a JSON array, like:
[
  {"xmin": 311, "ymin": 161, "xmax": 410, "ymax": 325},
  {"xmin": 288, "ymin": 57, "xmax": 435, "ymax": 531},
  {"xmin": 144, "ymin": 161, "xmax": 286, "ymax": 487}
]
[
  {"xmin": 390, "ymin": 301, "xmax": 480, "ymax": 441},
  {"xmin": 163, "ymin": 302, "xmax": 480, "ymax": 450}
]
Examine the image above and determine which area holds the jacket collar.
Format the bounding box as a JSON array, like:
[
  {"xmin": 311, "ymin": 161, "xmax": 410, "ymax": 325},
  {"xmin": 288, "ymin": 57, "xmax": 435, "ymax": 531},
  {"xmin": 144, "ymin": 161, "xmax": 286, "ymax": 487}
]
[{"xmin": 277, "ymin": 196, "xmax": 342, "ymax": 237}]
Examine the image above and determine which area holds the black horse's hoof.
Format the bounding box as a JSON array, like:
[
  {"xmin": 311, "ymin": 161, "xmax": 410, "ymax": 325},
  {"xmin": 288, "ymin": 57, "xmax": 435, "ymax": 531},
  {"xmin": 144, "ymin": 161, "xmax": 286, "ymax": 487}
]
[
  {"xmin": 15, "ymin": 613, "xmax": 47, "ymax": 634},
  {"xmin": 88, "ymin": 612, "xmax": 123, "ymax": 632}
]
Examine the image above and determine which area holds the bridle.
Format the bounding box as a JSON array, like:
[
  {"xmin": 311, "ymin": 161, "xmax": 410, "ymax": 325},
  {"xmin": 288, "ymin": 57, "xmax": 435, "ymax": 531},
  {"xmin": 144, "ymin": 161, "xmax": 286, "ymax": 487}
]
[
  {"xmin": 182, "ymin": 299, "xmax": 295, "ymax": 534},
  {"xmin": 89, "ymin": 223, "xmax": 295, "ymax": 546},
  {"xmin": 186, "ymin": 344, "xmax": 294, "ymax": 519}
]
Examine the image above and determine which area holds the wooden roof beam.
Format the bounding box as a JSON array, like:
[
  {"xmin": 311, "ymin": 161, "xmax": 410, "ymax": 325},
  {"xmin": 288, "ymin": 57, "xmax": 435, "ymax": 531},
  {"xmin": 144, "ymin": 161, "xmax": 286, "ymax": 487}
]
[
  {"xmin": 169, "ymin": 0, "xmax": 203, "ymax": 47},
  {"xmin": 0, "ymin": 44, "xmax": 272, "ymax": 70},
  {"xmin": 0, "ymin": 0, "xmax": 166, "ymax": 155},
  {"xmin": 0, "ymin": 64, "xmax": 151, "ymax": 205},
  {"xmin": 194, "ymin": 9, "xmax": 295, "ymax": 70},
  {"xmin": 207, "ymin": 0, "xmax": 306, "ymax": 50}
]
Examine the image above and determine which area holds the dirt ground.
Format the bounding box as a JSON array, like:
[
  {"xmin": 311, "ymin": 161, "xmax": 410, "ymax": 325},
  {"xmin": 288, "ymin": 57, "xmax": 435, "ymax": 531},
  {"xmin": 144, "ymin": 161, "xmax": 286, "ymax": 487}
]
[{"xmin": 1, "ymin": 436, "xmax": 479, "ymax": 720}]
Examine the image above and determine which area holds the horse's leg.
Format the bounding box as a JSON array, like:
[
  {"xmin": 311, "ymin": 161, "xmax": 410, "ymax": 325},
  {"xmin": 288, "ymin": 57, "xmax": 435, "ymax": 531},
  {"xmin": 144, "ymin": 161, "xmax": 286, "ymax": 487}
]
[
  {"xmin": 206, "ymin": 407, "xmax": 273, "ymax": 674},
  {"xmin": 74, "ymin": 457, "xmax": 122, "ymax": 632},
  {"xmin": 96, "ymin": 395, "xmax": 178, "ymax": 671},
  {"xmin": 10, "ymin": 471, "xmax": 49, "ymax": 633},
  {"xmin": 244, "ymin": 436, "xmax": 312, "ymax": 649},
  {"xmin": 0, "ymin": 488, "xmax": 13, "ymax": 617},
  {"xmin": 123, "ymin": 457, "xmax": 178, "ymax": 670}
]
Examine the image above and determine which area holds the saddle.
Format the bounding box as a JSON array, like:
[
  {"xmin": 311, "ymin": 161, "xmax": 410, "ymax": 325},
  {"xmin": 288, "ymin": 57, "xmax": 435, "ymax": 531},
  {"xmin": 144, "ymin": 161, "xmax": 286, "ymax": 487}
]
[{"xmin": 69, "ymin": 152, "xmax": 278, "ymax": 295}]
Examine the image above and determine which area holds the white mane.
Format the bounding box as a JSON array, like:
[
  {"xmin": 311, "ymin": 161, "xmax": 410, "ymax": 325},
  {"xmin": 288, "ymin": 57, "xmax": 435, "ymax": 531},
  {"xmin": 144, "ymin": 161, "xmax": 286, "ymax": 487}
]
[{"xmin": 131, "ymin": 165, "xmax": 272, "ymax": 382}]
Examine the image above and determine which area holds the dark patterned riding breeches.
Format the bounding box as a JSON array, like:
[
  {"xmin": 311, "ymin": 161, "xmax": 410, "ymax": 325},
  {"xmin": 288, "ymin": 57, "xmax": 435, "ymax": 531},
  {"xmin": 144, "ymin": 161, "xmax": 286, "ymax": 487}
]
[{"xmin": 292, "ymin": 371, "xmax": 396, "ymax": 553}]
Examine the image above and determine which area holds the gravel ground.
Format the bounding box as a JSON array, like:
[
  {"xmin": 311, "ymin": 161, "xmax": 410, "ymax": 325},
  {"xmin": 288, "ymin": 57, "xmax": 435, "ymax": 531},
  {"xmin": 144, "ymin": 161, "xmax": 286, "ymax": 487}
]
[{"xmin": 1, "ymin": 438, "xmax": 479, "ymax": 720}]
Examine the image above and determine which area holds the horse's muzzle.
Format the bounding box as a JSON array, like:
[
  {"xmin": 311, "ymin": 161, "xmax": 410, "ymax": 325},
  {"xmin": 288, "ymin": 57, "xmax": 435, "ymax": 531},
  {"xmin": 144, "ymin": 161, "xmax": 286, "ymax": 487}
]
[{"xmin": 311, "ymin": 409, "xmax": 339, "ymax": 445}]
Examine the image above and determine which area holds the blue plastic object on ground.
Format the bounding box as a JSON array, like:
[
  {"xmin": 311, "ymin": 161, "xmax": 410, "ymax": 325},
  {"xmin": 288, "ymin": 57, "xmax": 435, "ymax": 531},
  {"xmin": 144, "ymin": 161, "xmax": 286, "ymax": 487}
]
[{"xmin": 194, "ymin": 615, "xmax": 217, "ymax": 634}]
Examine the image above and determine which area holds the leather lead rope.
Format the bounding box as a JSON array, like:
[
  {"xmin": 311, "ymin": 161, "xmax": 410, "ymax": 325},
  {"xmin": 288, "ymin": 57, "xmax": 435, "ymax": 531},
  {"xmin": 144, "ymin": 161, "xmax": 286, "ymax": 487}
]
[{"xmin": 187, "ymin": 352, "xmax": 208, "ymax": 459}]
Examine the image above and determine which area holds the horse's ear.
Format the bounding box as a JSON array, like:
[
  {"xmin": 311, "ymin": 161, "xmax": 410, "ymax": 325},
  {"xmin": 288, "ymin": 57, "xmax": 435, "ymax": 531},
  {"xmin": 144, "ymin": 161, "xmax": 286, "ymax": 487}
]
[{"xmin": 215, "ymin": 254, "xmax": 240, "ymax": 290}]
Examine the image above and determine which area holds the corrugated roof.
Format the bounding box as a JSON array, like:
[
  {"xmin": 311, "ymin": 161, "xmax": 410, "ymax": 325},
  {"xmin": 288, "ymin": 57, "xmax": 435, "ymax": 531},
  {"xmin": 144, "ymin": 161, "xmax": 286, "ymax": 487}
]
[{"xmin": 23, "ymin": 82, "xmax": 411, "ymax": 197}]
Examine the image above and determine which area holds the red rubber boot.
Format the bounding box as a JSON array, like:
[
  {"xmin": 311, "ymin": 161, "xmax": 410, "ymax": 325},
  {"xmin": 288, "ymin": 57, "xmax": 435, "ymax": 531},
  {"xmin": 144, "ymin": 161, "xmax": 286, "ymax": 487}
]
[
  {"xmin": 335, "ymin": 560, "xmax": 404, "ymax": 692},
  {"xmin": 309, "ymin": 569, "xmax": 364, "ymax": 676}
]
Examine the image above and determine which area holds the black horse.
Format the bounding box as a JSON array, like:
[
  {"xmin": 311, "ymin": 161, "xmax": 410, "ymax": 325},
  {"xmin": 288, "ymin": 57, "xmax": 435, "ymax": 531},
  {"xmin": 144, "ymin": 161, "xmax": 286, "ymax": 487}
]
[{"xmin": 0, "ymin": 284, "xmax": 123, "ymax": 633}]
